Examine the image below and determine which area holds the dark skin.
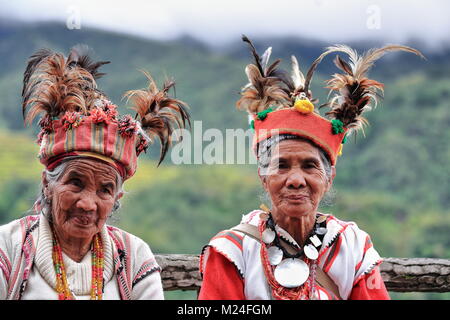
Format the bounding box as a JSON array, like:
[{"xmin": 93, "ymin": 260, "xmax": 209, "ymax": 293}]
[
  {"xmin": 259, "ymin": 139, "xmax": 336, "ymax": 246},
  {"xmin": 42, "ymin": 158, "xmax": 123, "ymax": 262}
]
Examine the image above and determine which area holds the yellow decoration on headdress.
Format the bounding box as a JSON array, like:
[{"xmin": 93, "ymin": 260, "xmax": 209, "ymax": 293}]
[
  {"xmin": 338, "ymin": 144, "xmax": 343, "ymax": 156},
  {"xmin": 294, "ymin": 99, "xmax": 314, "ymax": 114},
  {"xmin": 260, "ymin": 203, "xmax": 270, "ymax": 213}
]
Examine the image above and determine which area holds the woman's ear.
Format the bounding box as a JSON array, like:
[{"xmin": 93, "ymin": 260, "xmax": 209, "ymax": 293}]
[
  {"xmin": 327, "ymin": 166, "xmax": 336, "ymax": 191},
  {"xmin": 258, "ymin": 167, "xmax": 268, "ymax": 191}
]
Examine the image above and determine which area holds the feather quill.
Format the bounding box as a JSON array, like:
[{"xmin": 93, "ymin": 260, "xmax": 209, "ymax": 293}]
[
  {"xmin": 291, "ymin": 55, "xmax": 305, "ymax": 89},
  {"xmin": 260, "ymin": 47, "xmax": 272, "ymax": 73}
]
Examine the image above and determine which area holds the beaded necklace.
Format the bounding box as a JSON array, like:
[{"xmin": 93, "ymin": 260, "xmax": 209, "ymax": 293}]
[
  {"xmin": 51, "ymin": 227, "xmax": 104, "ymax": 300},
  {"xmin": 258, "ymin": 207, "xmax": 327, "ymax": 300}
]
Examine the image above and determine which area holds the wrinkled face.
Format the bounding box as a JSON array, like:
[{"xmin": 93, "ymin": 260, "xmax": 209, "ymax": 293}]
[
  {"xmin": 44, "ymin": 158, "xmax": 122, "ymax": 241},
  {"xmin": 260, "ymin": 139, "xmax": 334, "ymax": 219}
]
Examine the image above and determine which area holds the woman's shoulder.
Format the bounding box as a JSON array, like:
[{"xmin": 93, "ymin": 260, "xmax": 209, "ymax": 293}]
[
  {"xmin": 201, "ymin": 210, "xmax": 265, "ymax": 272},
  {"xmin": 323, "ymin": 214, "xmax": 383, "ymax": 288},
  {"xmin": 205, "ymin": 209, "xmax": 263, "ymax": 248},
  {"xmin": 106, "ymin": 224, "xmax": 150, "ymax": 249},
  {"xmin": 0, "ymin": 214, "xmax": 39, "ymax": 229},
  {"xmin": 0, "ymin": 215, "xmax": 39, "ymax": 240},
  {"xmin": 205, "ymin": 209, "xmax": 262, "ymax": 242},
  {"xmin": 324, "ymin": 214, "xmax": 369, "ymax": 238},
  {"xmin": 0, "ymin": 214, "xmax": 40, "ymax": 257},
  {"xmin": 105, "ymin": 224, "xmax": 157, "ymax": 264},
  {"xmin": 321, "ymin": 213, "xmax": 380, "ymax": 264},
  {"xmin": 319, "ymin": 213, "xmax": 366, "ymax": 234},
  {"xmin": 317, "ymin": 213, "xmax": 376, "ymax": 258},
  {"xmin": 240, "ymin": 209, "xmax": 265, "ymax": 226}
]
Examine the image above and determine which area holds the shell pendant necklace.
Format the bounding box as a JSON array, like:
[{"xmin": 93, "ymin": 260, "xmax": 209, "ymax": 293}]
[{"xmin": 258, "ymin": 205, "xmax": 328, "ymax": 299}]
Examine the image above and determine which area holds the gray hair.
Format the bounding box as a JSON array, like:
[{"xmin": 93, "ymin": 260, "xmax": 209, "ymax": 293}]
[
  {"xmin": 37, "ymin": 158, "xmax": 124, "ymax": 221},
  {"xmin": 257, "ymin": 134, "xmax": 335, "ymax": 208}
]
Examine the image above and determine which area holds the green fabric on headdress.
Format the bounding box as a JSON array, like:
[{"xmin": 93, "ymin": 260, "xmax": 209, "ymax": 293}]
[
  {"xmin": 256, "ymin": 107, "xmax": 274, "ymax": 121},
  {"xmin": 331, "ymin": 119, "xmax": 344, "ymax": 134}
]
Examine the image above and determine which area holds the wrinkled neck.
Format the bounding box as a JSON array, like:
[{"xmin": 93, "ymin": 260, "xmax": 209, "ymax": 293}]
[{"xmin": 272, "ymin": 211, "xmax": 316, "ymax": 247}]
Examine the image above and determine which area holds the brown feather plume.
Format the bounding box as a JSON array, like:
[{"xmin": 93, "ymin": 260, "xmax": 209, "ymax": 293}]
[
  {"xmin": 22, "ymin": 49, "xmax": 53, "ymax": 103},
  {"xmin": 66, "ymin": 44, "xmax": 110, "ymax": 109},
  {"xmin": 67, "ymin": 44, "xmax": 110, "ymax": 80},
  {"xmin": 22, "ymin": 51, "xmax": 96, "ymax": 124},
  {"xmin": 237, "ymin": 35, "xmax": 291, "ymax": 114},
  {"xmin": 318, "ymin": 44, "xmax": 424, "ymax": 135},
  {"xmin": 124, "ymin": 71, "xmax": 191, "ymax": 165},
  {"xmin": 22, "ymin": 46, "xmax": 110, "ymax": 125}
]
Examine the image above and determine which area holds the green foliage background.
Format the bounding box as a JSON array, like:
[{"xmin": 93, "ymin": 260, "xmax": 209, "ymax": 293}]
[{"xmin": 0, "ymin": 22, "xmax": 449, "ymax": 300}]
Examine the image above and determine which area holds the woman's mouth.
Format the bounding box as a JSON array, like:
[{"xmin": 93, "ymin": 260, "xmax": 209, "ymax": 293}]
[
  {"xmin": 285, "ymin": 194, "xmax": 309, "ymax": 201},
  {"xmin": 71, "ymin": 214, "xmax": 94, "ymax": 226}
]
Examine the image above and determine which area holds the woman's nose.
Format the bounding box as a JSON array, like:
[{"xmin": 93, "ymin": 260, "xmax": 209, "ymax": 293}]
[
  {"xmin": 286, "ymin": 169, "xmax": 306, "ymax": 189},
  {"xmin": 76, "ymin": 192, "xmax": 97, "ymax": 212}
]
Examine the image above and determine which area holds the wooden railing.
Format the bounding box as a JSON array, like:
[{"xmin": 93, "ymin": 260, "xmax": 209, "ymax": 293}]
[{"xmin": 155, "ymin": 254, "xmax": 450, "ymax": 292}]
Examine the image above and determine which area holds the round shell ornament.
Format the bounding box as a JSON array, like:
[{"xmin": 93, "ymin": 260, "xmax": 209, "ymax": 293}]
[
  {"xmin": 274, "ymin": 258, "xmax": 310, "ymax": 288},
  {"xmin": 304, "ymin": 244, "xmax": 319, "ymax": 260},
  {"xmin": 267, "ymin": 246, "xmax": 284, "ymax": 266},
  {"xmin": 262, "ymin": 228, "xmax": 276, "ymax": 244}
]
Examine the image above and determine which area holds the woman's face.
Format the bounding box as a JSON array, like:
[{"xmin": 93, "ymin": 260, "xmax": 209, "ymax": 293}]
[
  {"xmin": 44, "ymin": 158, "xmax": 122, "ymax": 241},
  {"xmin": 260, "ymin": 139, "xmax": 334, "ymax": 219}
]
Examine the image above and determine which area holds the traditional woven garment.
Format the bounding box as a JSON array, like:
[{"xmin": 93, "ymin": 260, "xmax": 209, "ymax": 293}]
[
  {"xmin": 200, "ymin": 210, "xmax": 386, "ymax": 300},
  {"xmin": 0, "ymin": 214, "xmax": 162, "ymax": 300}
]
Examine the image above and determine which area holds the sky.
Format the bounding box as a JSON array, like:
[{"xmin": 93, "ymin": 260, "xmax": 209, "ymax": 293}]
[{"xmin": 1, "ymin": 0, "xmax": 449, "ymax": 48}]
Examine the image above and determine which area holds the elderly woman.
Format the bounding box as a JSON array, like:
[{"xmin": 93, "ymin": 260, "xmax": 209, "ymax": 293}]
[
  {"xmin": 199, "ymin": 37, "xmax": 423, "ymax": 300},
  {"xmin": 0, "ymin": 46, "xmax": 190, "ymax": 300}
]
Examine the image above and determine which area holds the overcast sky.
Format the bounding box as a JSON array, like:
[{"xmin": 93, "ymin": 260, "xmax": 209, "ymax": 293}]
[{"xmin": 1, "ymin": 0, "xmax": 449, "ymax": 48}]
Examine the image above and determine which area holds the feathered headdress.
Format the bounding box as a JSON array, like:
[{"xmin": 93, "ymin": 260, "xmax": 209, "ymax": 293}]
[
  {"xmin": 124, "ymin": 71, "xmax": 190, "ymax": 165},
  {"xmin": 22, "ymin": 45, "xmax": 190, "ymax": 179},
  {"xmin": 237, "ymin": 36, "xmax": 424, "ymax": 164},
  {"xmin": 237, "ymin": 35, "xmax": 329, "ymax": 118},
  {"xmin": 22, "ymin": 44, "xmax": 109, "ymax": 124}
]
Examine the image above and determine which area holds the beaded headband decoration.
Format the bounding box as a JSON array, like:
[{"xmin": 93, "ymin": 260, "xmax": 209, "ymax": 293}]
[
  {"xmin": 237, "ymin": 36, "xmax": 424, "ymax": 165},
  {"xmin": 22, "ymin": 45, "xmax": 190, "ymax": 180}
]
